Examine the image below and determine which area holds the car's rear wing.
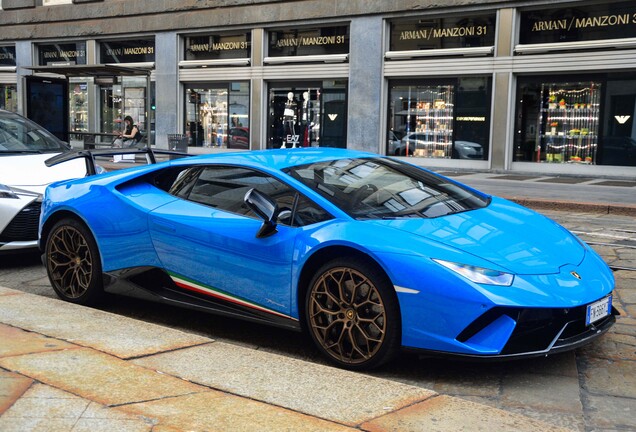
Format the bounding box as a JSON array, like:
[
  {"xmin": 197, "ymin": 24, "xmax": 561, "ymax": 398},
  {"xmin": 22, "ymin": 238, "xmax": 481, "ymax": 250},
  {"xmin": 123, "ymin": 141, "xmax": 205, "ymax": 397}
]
[{"xmin": 45, "ymin": 147, "xmax": 192, "ymax": 176}]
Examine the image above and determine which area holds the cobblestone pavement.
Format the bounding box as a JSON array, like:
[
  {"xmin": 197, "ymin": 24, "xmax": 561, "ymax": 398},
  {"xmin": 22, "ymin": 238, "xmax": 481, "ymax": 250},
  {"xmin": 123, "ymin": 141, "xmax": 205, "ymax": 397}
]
[
  {"xmin": 555, "ymin": 211, "xmax": 635, "ymax": 431},
  {"xmin": 378, "ymin": 210, "xmax": 635, "ymax": 432},
  {"xmin": 0, "ymin": 209, "xmax": 634, "ymax": 431}
]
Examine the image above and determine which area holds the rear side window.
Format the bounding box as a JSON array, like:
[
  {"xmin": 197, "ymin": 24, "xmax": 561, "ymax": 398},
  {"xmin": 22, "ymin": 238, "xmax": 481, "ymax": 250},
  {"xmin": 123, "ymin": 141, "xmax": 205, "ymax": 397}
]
[{"xmin": 167, "ymin": 165, "xmax": 332, "ymax": 227}]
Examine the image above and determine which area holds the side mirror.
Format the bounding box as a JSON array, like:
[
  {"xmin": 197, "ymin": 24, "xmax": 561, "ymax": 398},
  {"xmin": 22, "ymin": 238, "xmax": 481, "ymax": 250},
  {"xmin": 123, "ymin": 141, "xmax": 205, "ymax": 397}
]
[{"xmin": 244, "ymin": 188, "xmax": 279, "ymax": 238}]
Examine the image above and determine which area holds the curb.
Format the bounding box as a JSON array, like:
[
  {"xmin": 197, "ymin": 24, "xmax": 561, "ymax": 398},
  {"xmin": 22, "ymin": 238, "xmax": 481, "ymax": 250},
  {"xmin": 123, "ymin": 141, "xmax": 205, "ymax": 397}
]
[
  {"xmin": 506, "ymin": 197, "xmax": 636, "ymax": 215},
  {"xmin": 0, "ymin": 287, "xmax": 570, "ymax": 431}
]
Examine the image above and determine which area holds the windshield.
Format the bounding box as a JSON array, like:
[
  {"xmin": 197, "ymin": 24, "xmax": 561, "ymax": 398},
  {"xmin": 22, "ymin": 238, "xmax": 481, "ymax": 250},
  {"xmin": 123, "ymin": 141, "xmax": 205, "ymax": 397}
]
[
  {"xmin": 0, "ymin": 112, "xmax": 67, "ymax": 154},
  {"xmin": 284, "ymin": 157, "xmax": 490, "ymax": 219}
]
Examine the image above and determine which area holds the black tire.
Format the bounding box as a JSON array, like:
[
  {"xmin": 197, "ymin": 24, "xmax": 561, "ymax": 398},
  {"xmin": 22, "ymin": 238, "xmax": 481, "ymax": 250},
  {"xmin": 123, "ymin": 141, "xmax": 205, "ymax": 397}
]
[
  {"xmin": 45, "ymin": 218, "xmax": 104, "ymax": 306},
  {"xmin": 305, "ymin": 257, "xmax": 401, "ymax": 370}
]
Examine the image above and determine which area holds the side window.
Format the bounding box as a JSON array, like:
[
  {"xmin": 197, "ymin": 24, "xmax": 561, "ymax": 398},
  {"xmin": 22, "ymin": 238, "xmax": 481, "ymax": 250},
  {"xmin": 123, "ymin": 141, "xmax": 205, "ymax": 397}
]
[
  {"xmin": 294, "ymin": 194, "xmax": 332, "ymax": 226},
  {"xmin": 183, "ymin": 166, "xmax": 292, "ymax": 217},
  {"xmin": 167, "ymin": 165, "xmax": 332, "ymax": 227}
]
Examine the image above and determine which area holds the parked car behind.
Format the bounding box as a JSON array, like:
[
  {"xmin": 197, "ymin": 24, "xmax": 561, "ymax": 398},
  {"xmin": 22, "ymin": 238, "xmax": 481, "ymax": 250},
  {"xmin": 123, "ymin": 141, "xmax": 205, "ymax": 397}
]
[
  {"xmin": 394, "ymin": 133, "xmax": 483, "ymax": 159},
  {"xmin": 0, "ymin": 109, "xmax": 90, "ymax": 253},
  {"xmin": 228, "ymin": 127, "xmax": 249, "ymax": 149},
  {"xmin": 452, "ymin": 140, "xmax": 484, "ymax": 159},
  {"xmin": 387, "ymin": 130, "xmax": 403, "ymax": 155}
]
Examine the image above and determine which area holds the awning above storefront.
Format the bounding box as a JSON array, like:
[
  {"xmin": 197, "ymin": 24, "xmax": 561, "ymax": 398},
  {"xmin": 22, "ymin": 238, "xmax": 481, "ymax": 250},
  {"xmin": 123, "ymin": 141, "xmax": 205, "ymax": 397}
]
[{"xmin": 24, "ymin": 64, "xmax": 152, "ymax": 78}]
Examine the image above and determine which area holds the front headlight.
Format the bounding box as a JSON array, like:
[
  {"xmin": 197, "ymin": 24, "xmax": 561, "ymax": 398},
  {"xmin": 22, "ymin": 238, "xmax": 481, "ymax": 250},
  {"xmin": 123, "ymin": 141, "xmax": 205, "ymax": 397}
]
[
  {"xmin": 433, "ymin": 259, "xmax": 514, "ymax": 286},
  {"xmin": 0, "ymin": 184, "xmax": 19, "ymax": 199}
]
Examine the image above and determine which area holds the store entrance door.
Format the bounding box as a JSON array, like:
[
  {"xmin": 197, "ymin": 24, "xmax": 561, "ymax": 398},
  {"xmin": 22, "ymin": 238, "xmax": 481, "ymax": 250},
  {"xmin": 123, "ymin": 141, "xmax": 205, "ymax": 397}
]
[
  {"xmin": 321, "ymin": 89, "xmax": 347, "ymax": 148},
  {"xmin": 98, "ymin": 84, "xmax": 121, "ymax": 134},
  {"xmin": 607, "ymin": 94, "xmax": 634, "ymax": 137},
  {"xmin": 600, "ymin": 79, "xmax": 636, "ymax": 166},
  {"xmin": 98, "ymin": 78, "xmax": 149, "ymax": 136}
]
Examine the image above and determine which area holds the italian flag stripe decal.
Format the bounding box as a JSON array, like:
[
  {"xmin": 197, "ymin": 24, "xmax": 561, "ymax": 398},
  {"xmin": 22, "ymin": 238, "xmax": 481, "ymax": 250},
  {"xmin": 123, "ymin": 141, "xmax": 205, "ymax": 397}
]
[{"xmin": 169, "ymin": 272, "xmax": 297, "ymax": 321}]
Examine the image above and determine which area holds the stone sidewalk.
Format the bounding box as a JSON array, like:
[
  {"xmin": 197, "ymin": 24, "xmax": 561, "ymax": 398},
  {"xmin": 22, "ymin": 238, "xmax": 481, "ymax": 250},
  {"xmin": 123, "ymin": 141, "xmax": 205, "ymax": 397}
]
[{"xmin": 0, "ymin": 286, "xmax": 569, "ymax": 431}]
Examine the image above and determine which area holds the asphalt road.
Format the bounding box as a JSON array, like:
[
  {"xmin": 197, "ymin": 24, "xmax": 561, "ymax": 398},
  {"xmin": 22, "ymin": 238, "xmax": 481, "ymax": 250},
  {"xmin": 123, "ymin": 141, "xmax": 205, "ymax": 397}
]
[{"xmin": 1, "ymin": 209, "xmax": 635, "ymax": 431}]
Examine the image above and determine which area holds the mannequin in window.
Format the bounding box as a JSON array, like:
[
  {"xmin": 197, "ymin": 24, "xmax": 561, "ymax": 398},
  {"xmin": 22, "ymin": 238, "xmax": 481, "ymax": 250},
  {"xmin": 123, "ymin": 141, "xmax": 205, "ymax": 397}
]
[
  {"xmin": 201, "ymin": 102, "xmax": 212, "ymax": 147},
  {"xmin": 302, "ymin": 91, "xmax": 311, "ymax": 147},
  {"xmin": 281, "ymin": 92, "xmax": 298, "ymax": 148}
]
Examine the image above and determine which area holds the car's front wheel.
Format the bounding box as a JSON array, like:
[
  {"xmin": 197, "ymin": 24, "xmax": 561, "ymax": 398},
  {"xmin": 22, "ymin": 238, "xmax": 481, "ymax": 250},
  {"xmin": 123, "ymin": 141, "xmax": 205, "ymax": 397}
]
[
  {"xmin": 45, "ymin": 218, "xmax": 104, "ymax": 306},
  {"xmin": 305, "ymin": 257, "xmax": 400, "ymax": 370}
]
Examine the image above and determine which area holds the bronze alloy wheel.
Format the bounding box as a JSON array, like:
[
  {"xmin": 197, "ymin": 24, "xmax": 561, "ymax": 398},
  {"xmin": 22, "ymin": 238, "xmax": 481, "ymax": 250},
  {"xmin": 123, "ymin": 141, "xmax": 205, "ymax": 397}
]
[
  {"xmin": 46, "ymin": 219, "xmax": 103, "ymax": 305},
  {"xmin": 308, "ymin": 265, "xmax": 389, "ymax": 366}
]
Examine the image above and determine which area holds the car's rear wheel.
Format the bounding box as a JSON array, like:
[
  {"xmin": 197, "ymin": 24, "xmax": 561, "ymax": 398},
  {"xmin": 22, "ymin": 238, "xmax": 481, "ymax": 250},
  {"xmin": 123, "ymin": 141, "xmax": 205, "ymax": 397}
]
[
  {"xmin": 45, "ymin": 218, "xmax": 104, "ymax": 306},
  {"xmin": 305, "ymin": 257, "xmax": 400, "ymax": 370}
]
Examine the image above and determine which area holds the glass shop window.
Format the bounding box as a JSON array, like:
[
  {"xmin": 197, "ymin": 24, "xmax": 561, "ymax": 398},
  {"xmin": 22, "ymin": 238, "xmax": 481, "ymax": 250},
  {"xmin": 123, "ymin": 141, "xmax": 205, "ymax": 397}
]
[
  {"xmin": 267, "ymin": 81, "xmax": 347, "ymax": 149},
  {"xmin": 184, "ymin": 82, "xmax": 250, "ymax": 148},
  {"xmin": 0, "ymin": 84, "xmax": 17, "ymax": 112},
  {"xmin": 69, "ymin": 80, "xmax": 88, "ymax": 140},
  {"xmin": 515, "ymin": 73, "xmax": 636, "ymax": 167},
  {"xmin": 387, "ymin": 77, "xmax": 491, "ymax": 160}
]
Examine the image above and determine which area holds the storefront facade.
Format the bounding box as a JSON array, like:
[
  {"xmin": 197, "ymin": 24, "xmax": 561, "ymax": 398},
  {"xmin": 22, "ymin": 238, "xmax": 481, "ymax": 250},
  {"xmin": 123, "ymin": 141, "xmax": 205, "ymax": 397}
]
[
  {"xmin": 385, "ymin": 13, "xmax": 495, "ymax": 163},
  {"xmin": 0, "ymin": 45, "xmax": 17, "ymax": 112},
  {"xmin": 512, "ymin": 1, "xmax": 636, "ymax": 170},
  {"xmin": 0, "ymin": 0, "xmax": 635, "ymax": 178},
  {"xmin": 182, "ymin": 31, "xmax": 251, "ymax": 148}
]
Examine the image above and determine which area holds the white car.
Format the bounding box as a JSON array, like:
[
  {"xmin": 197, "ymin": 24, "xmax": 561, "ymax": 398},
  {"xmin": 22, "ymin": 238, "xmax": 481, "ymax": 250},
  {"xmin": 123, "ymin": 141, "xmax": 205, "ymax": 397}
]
[
  {"xmin": 396, "ymin": 133, "xmax": 484, "ymax": 159},
  {"xmin": 0, "ymin": 110, "xmax": 89, "ymax": 253},
  {"xmin": 386, "ymin": 130, "xmax": 403, "ymax": 155}
]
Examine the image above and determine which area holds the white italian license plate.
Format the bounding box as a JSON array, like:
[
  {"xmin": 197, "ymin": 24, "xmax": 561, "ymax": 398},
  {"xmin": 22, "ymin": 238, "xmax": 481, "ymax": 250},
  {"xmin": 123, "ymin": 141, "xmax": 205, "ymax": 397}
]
[{"xmin": 586, "ymin": 295, "xmax": 612, "ymax": 326}]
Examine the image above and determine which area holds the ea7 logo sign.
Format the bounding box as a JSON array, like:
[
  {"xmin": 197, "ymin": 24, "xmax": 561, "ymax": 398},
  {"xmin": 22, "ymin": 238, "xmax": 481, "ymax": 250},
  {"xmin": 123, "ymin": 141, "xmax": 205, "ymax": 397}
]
[
  {"xmin": 328, "ymin": 114, "xmax": 338, "ymax": 121},
  {"xmin": 615, "ymin": 115, "xmax": 631, "ymax": 124}
]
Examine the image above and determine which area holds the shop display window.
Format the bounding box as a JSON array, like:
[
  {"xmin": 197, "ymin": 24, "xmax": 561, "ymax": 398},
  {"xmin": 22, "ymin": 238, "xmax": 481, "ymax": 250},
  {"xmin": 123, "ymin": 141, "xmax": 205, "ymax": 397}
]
[
  {"xmin": 99, "ymin": 76, "xmax": 152, "ymax": 137},
  {"xmin": 515, "ymin": 73, "xmax": 636, "ymax": 166},
  {"xmin": 69, "ymin": 80, "xmax": 88, "ymax": 138},
  {"xmin": 267, "ymin": 81, "xmax": 347, "ymax": 149},
  {"xmin": 0, "ymin": 84, "xmax": 17, "ymax": 112},
  {"xmin": 184, "ymin": 82, "xmax": 250, "ymax": 148},
  {"xmin": 387, "ymin": 77, "xmax": 491, "ymax": 159}
]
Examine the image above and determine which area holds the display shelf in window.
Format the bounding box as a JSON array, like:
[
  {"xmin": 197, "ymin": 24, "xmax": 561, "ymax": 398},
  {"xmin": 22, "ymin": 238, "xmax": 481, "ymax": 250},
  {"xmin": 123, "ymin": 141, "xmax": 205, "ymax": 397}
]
[
  {"xmin": 537, "ymin": 82, "xmax": 600, "ymax": 164},
  {"xmin": 410, "ymin": 104, "xmax": 454, "ymax": 158},
  {"xmin": 398, "ymin": 85, "xmax": 455, "ymax": 158}
]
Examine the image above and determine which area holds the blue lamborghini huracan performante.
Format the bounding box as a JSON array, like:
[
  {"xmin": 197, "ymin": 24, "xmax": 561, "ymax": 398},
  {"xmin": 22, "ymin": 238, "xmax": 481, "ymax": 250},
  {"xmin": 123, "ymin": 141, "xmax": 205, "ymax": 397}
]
[{"xmin": 39, "ymin": 148, "xmax": 617, "ymax": 369}]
